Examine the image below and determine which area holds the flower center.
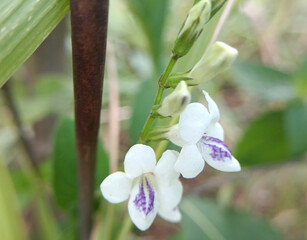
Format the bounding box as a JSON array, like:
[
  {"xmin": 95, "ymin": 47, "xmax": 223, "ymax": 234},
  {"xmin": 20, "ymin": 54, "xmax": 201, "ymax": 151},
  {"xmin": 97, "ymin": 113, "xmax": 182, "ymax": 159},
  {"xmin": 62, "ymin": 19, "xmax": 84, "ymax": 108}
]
[{"xmin": 133, "ymin": 173, "xmax": 156, "ymax": 216}]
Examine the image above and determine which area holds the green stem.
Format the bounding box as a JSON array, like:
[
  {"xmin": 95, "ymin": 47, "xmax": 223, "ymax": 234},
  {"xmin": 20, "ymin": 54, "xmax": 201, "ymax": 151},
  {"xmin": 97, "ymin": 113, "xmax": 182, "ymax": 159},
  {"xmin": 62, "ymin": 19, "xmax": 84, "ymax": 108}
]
[
  {"xmin": 104, "ymin": 204, "xmax": 114, "ymax": 240},
  {"xmin": 139, "ymin": 54, "xmax": 178, "ymax": 143},
  {"xmin": 117, "ymin": 214, "xmax": 132, "ymax": 240}
]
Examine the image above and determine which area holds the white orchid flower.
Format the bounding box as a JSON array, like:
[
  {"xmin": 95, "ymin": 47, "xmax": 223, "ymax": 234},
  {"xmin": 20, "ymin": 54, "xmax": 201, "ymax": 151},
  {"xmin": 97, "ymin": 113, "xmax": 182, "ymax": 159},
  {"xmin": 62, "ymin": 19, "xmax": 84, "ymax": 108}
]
[
  {"xmin": 167, "ymin": 90, "xmax": 241, "ymax": 178},
  {"xmin": 100, "ymin": 144, "xmax": 183, "ymax": 231}
]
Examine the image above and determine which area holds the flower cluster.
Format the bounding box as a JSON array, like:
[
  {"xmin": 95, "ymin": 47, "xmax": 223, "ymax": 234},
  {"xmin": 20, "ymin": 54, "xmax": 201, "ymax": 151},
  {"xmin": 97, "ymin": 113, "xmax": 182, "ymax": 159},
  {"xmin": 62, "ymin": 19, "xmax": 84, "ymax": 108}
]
[
  {"xmin": 100, "ymin": 0, "xmax": 241, "ymax": 232},
  {"xmin": 100, "ymin": 90, "xmax": 240, "ymax": 230}
]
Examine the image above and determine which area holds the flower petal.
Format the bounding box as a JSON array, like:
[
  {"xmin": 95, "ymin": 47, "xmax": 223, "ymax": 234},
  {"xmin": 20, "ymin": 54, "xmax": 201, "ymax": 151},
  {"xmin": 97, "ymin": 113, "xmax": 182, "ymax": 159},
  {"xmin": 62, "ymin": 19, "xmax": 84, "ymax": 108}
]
[
  {"xmin": 158, "ymin": 179, "xmax": 183, "ymax": 211},
  {"xmin": 179, "ymin": 103, "xmax": 211, "ymax": 143},
  {"xmin": 197, "ymin": 136, "xmax": 241, "ymax": 172},
  {"xmin": 100, "ymin": 172, "xmax": 132, "ymax": 204},
  {"xmin": 207, "ymin": 122, "xmax": 224, "ymax": 141},
  {"xmin": 166, "ymin": 124, "xmax": 187, "ymax": 147},
  {"xmin": 155, "ymin": 150, "xmax": 180, "ymax": 184},
  {"xmin": 203, "ymin": 90, "xmax": 220, "ymax": 123},
  {"xmin": 157, "ymin": 179, "xmax": 182, "ymax": 222},
  {"xmin": 128, "ymin": 175, "xmax": 158, "ymax": 231},
  {"xmin": 158, "ymin": 206, "xmax": 181, "ymax": 223},
  {"xmin": 124, "ymin": 144, "xmax": 156, "ymax": 178},
  {"xmin": 175, "ymin": 144, "xmax": 205, "ymax": 178}
]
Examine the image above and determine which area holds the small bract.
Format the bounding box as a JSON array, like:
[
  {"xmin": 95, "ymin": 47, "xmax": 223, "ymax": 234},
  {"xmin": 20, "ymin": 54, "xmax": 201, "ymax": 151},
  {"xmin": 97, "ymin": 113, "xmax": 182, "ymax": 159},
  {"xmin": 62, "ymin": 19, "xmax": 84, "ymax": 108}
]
[
  {"xmin": 167, "ymin": 90, "xmax": 241, "ymax": 178},
  {"xmin": 100, "ymin": 144, "xmax": 183, "ymax": 231}
]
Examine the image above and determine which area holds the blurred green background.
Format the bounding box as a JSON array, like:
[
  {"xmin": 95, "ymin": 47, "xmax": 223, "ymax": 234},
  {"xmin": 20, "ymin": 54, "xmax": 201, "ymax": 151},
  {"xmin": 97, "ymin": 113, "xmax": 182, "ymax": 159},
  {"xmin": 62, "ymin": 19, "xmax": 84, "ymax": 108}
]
[{"xmin": 0, "ymin": 0, "xmax": 307, "ymax": 239}]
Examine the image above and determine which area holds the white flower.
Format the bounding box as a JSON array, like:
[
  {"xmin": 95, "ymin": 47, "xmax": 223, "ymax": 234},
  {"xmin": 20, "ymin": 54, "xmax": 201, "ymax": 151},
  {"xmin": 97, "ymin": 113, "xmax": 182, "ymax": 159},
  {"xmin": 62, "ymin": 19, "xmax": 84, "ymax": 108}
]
[
  {"xmin": 167, "ymin": 91, "xmax": 241, "ymax": 178},
  {"xmin": 100, "ymin": 144, "xmax": 183, "ymax": 231}
]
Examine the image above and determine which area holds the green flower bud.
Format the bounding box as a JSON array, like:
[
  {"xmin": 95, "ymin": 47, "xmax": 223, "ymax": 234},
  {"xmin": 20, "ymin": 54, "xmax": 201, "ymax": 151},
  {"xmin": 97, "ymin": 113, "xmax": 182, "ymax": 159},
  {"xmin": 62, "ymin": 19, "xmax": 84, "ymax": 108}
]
[
  {"xmin": 189, "ymin": 41, "xmax": 238, "ymax": 84},
  {"xmin": 211, "ymin": 0, "xmax": 227, "ymax": 18},
  {"xmin": 173, "ymin": 0, "xmax": 211, "ymax": 58},
  {"xmin": 157, "ymin": 81, "xmax": 191, "ymax": 117}
]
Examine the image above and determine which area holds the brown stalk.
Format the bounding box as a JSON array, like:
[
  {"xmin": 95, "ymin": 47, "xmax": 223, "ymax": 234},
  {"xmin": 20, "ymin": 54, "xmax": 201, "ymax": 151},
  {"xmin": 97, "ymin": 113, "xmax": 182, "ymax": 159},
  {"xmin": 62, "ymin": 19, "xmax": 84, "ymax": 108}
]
[{"xmin": 70, "ymin": 0, "xmax": 109, "ymax": 239}]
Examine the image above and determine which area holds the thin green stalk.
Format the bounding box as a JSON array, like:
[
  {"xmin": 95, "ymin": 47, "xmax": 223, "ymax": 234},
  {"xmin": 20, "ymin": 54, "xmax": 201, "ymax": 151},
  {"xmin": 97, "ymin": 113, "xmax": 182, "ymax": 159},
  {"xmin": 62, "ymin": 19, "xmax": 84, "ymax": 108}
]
[
  {"xmin": 139, "ymin": 54, "xmax": 178, "ymax": 143},
  {"xmin": 0, "ymin": 153, "xmax": 27, "ymax": 240},
  {"xmin": 117, "ymin": 214, "xmax": 132, "ymax": 240},
  {"xmin": 104, "ymin": 204, "xmax": 114, "ymax": 240}
]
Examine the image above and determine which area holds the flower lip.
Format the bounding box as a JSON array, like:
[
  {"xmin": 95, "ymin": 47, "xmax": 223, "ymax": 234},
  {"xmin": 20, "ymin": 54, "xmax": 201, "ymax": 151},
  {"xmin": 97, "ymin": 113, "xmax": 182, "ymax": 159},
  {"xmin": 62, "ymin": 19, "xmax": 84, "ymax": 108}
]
[
  {"xmin": 199, "ymin": 136, "xmax": 232, "ymax": 161},
  {"xmin": 133, "ymin": 175, "xmax": 155, "ymax": 216},
  {"xmin": 196, "ymin": 135, "xmax": 241, "ymax": 172}
]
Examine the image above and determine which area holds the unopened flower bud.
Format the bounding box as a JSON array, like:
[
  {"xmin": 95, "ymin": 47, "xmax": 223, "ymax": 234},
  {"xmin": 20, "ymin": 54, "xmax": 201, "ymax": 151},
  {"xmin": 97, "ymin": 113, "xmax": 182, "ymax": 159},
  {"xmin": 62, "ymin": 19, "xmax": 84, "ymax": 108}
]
[
  {"xmin": 189, "ymin": 41, "xmax": 238, "ymax": 84},
  {"xmin": 173, "ymin": 0, "xmax": 211, "ymax": 58},
  {"xmin": 211, "ymin": 0, "xmax": 227, "ymax": 18},
  {"xmin": 157, "ymin": 81, "xmax": 191, "ymax": 117}
]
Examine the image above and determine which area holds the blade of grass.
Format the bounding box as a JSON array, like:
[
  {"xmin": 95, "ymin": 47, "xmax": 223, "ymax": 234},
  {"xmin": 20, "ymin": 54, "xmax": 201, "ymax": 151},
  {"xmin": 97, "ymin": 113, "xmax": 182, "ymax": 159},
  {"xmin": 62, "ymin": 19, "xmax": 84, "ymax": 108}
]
[
  {"xmin": 0, "ymin": 153, "xmax": 27, "ymax": 240},
  {"xmin": 0, "ymin": 0, "xmax": 69, "ymax": 87}
]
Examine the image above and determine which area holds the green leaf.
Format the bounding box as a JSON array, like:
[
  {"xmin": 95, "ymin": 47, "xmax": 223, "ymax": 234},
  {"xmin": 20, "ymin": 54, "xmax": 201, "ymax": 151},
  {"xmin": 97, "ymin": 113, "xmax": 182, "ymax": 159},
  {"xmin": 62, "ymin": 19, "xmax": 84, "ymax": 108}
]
[
  {"xmin": 292, "ymin": 57, "xmax": 307, "ymax": 99},
  {"xmin": 53, "ymin": 118, "xmax": 77, "ymax": 209},
  {"xmin": 129, "ymin": 80, "xmax": 154, "ymax": 143},
  {"xmin": 177, "ymin": 196, "xmax": 283, "ymax": 240},
  {"xmin": 0, "ymin": 0, "xmax": 69, "ymax": 87},
  {"xmin": 235, "ymin": 102, "xmax": 307, "ymax": 166},
  {"xmin": 234, "ymin": 111, "xmax": 291, "ymax": 166},
  {"xmin": 232, "ymin": 61, "xmax": 294, "ymax": 101},
  {"xmin": 0, "ymin": 153, "xmax": 27, "ymax": 240},
  {"xmin": 126, "ymin": 0, "xmax": 169, "ymax": 71},
  {"xmin": 53, "ymin": 117, "xmax": 109, "ymax": 210},
  {"xmin": 284, "ymin": 101, "xmax": 307, "ymax": 156}
]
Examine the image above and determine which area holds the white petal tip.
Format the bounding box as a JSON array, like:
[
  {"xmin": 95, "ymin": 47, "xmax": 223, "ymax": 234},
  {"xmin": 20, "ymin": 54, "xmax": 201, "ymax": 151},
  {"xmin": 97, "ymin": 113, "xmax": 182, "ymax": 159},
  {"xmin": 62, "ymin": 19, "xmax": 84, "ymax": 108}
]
[
  {"xmin": 209, "ymin": 157, "xmax": 241, "ymax": 172},
  {"xmin": 174, "ymin": 159, "xmax": 204, "ymax": 179},
  {"xmin": 159, "ymin": 208, "xmax": 182, "ymax": 223}
]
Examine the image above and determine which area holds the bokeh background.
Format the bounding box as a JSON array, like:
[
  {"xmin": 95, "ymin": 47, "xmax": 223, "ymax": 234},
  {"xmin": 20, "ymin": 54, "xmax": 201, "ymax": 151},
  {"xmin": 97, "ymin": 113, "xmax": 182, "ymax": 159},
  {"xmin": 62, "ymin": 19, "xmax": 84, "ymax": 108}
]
[{"xmin": 0, "ymin": 0, "xmax": 307, "ymax": 239}]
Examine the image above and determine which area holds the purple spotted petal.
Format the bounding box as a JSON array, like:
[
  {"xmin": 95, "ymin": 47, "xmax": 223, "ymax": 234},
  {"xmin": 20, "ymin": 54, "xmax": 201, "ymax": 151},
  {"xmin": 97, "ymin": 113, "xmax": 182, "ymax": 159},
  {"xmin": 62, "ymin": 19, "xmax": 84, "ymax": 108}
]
[
  {"xmin": 133, "ymin": 177, "xmax": 155, "ymax": 216},
  {"xmin": 197, "ymin": 135, "xmax": 241, "ymax": 172},
  {"xmin": 128, "ymin": 175, "xmax": 158, "ymax": 231},
  {"xmin": 200, "ymin": 136, "xmax": 231, "ymax": 161}
]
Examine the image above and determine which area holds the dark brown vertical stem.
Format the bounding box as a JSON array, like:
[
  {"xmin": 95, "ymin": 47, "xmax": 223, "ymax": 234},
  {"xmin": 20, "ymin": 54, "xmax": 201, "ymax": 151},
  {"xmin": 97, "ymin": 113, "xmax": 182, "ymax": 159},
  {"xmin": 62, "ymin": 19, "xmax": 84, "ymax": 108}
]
[{"xmin": 70, "ymin": 0, "xmax": 109, "ymax": 239}]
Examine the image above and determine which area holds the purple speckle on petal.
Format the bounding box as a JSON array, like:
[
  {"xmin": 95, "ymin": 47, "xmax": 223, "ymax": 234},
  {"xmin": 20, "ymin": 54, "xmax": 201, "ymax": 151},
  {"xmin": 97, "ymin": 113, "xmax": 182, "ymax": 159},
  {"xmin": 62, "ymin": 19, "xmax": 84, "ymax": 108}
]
[
  {"xmin": 199, "ymin": 136, "xmax": 232, "ymax": 161},
  {"xmin": 206, "ymin": 144, "xmax": 231, "ymax": 161},
  {"xmin": 133, "ymin": 176, "xmax": 155, "ymax": 216},
  {"xmin": 201, "ymin": 136, "xmax": 231, "ymax": 151},
  {"xmin": 146, "ymin": 178, "xmax": 155, "ymax": 214}
]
